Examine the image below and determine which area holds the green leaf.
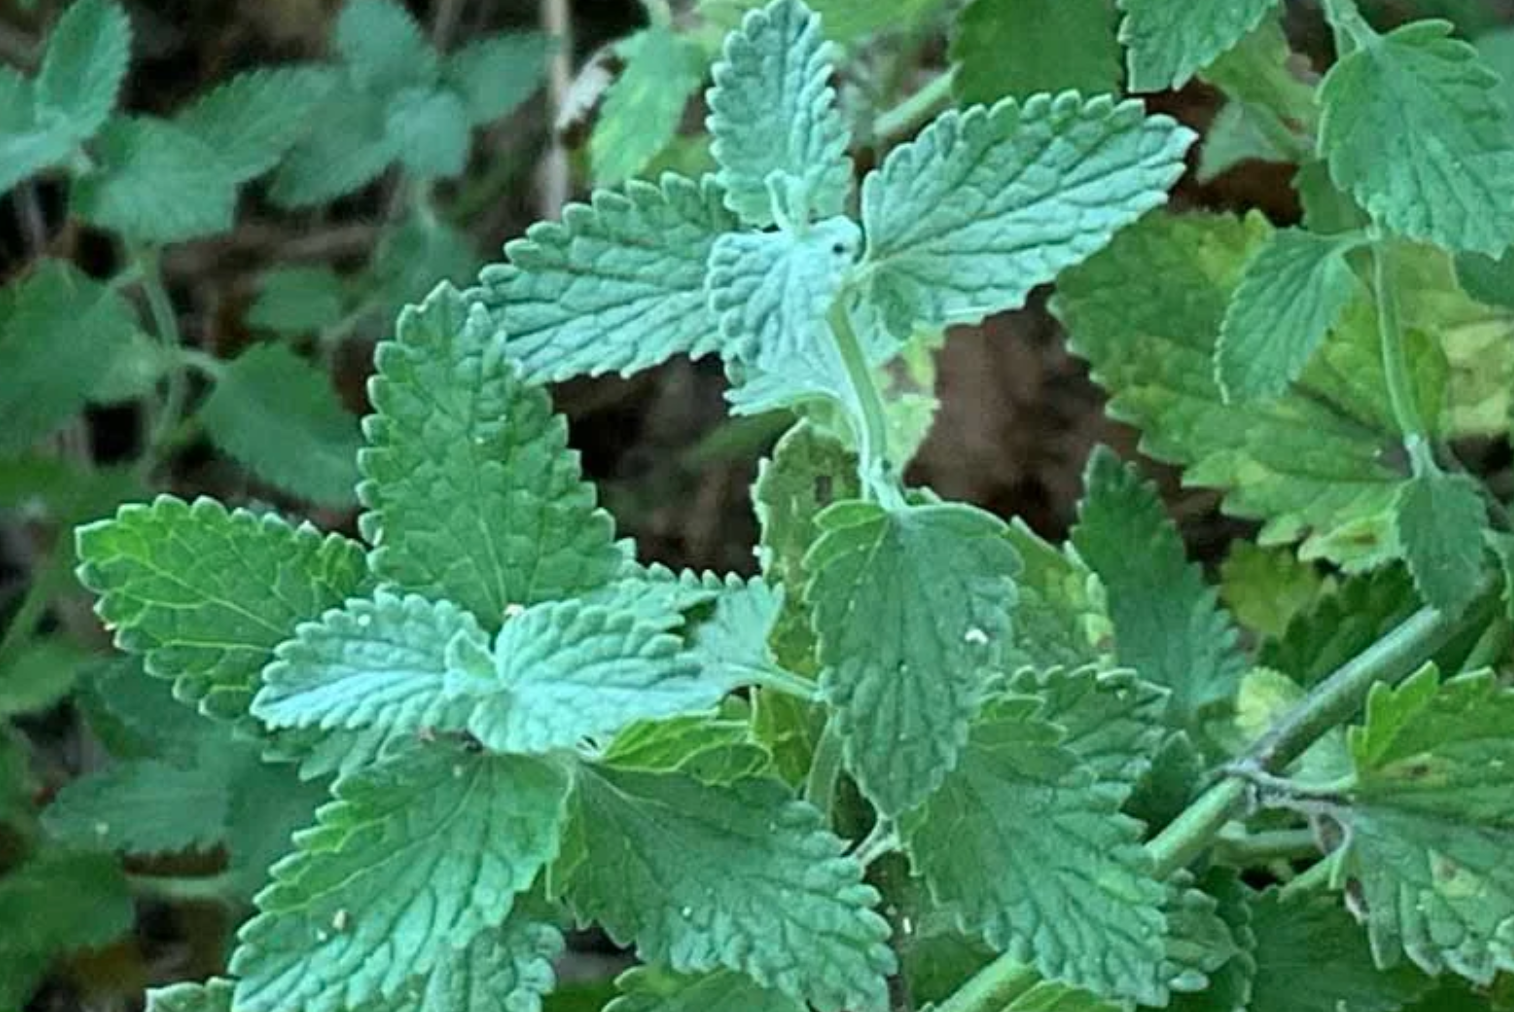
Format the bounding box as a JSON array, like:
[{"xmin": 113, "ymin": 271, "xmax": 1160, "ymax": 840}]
[
  {"xmin": 200, "ymin": 343, "xmax": 362, "ymax": 506},
  {"xmin": 75, "ymin": 495, "xmax": 372, "ymax": 718},
  {"xmin": 1196, "ymin": 101, "xmax": 1291, "ymax": 183},
  {"xmin": 861, "ymin": 93, "xmax": 1193, "ymax": 335},
  {"xmin": 606, "ymin": 967, "xmax": 803, "ymax": 1012},
  {"xmin": 0, "ymin": 66, "xmax": 78, "ymax": 194},
  {"xmin": 1218, "ymin": 543, "xmax": 1329, "ymax": 641},
  {"xmin": 0, "ymin": 638, "xmax": 83, "ymax": 717},
  {"xmin": 1008, "ymin": 666, "xmax": 1167, "ymax": 788},
  {"xmin": 1001, "ymin": 519, "xmax": 1113, "ymax": 673},
  {"xmin": 603, "ymin": 714, "xmax": 772, "ymax": 784},
  {"xmin": 1216, "ymin": 228, "xmax": 1362, "ymax": 402},
  {"xmin": 146, "ymin": 979, "xmax": 234, "ymax": 1012},
  {"xmin": 1261, "ymin": 567, "xmax": 1418, "ymax": 686},
  {"xmin": 175, "ymin": 67, "xmax": 337, "ymax": 181},
  {"xmin": 269, "ymin": 80, "xmax": 396, "ymax": 207},
  {"xmin": 1169, "ymin": 869, "xmax": 1256, "ymax": 1012},
  {"xmin": 231, "ymin": 743, "xmax": 570, "ymax": 1012},
  {"xmin": 248, "ymin": 266, "xmax": 348, "ymax": 335},
  {"xmin": 707, "ymin": 0, "xmax": 852, "ymax": 226},
  {"xmin": 557, "ymin": 765, "xmax": 893, "ymax": 1012},
  {"xmin": 478, "ymin": 174, "xmax": 738, "ymax": 382},
  {"xmin": 1394, "ymin": 471, "xmax": 1488, "ymax": 614},
  {"xmin": 806, "ymin": 500, "xmax": 1020, "ymax": 816},
  {"xmin": 684, "ymin": 578, "xmax": 787, "ymax": 690},
  {"xmin": 591, "ymin": 26, "xmax": 706, "ymax": 187},
  {"xmin": 35, "ymin": 0, "xmax": 131, "ymax": 140},
  {"xmin": 951, "ymin": 0, "xmax": 1120, "ymax": 104},
  {"xmin": 1247, "ymin": 887, "xmax": 1430, "ymax": 1012},
  {"xmin": 0, "ymin": 259, "xmax": 142, "ymax": 456},
  {"xmin": 1319, "ymin": 20, "xmax": 1514, "ymax": 255},
  {"xmin": 1071, "ymin": 447, "xmax": 1244, "ymax": 731},
  {"xmin": 0, "ymin": 727, "xmax": 37, "ymax": 829},
  {"xmin": 72, "ymin": 115, "xmax": 239, "ymax": 242},
  {"xmin": 1117, "ymin": 0, "xmax": 1276, "ymax": 92},
  {"xmin": 1162, "ymin": 876, "xmax": 1241, "ymax": 994},
  {"xmin": 391, "ymin": 916, "xmax": 563, "ymax": 1012},
  {"xmin": 335, "ymin": 0, "xmax": 438, "ymax": 97},
  {"xmin": 1343, "ymin": 667, "xmax": 1514, "ymax": 982},
  {"xmin": 1454, "ymin": 247, "xmax": 1514, "ymax": 310},
  {"xmin": 386, "ymin": 85, "xmax": 471, "ymax": 179},
  {"xmin": 43, "ymin": 757, "xmax": 230, "ymax": 854},
  {"xmin": 443, "ymin": 32, "xmax": 552, "ymax": 125},
  {"xmin": 359, "ymin": 285, "xmax": 621, "ymax": 626},
  {"xmin": 902, "ymin": 696, "xmax": 1168, "ymax": 1004},
  {"xmin": 370, "ymin": 215, "xmax": 480, "ymax": 319},
  {"xmin": 804, "ymin": 0, "xmax": 948, "ymax": 42}
]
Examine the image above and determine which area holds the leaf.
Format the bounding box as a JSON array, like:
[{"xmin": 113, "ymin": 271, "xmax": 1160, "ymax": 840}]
[
  {"xmin": 707, "ymin": 0, "xmax": 851, "ymax": 226},
  {"xmin": 590, "ymin": 26, "xmax": 706, "ymax": 187},
  {"xmin": 1342, "ymin": 667, "xmax": 1514, "ymax": 982},
  {"xmin": 269, "ymin": 80, "xmax": 397, "ymax": 207},
  {"xmin": 1216, "ymin": 228, "xmax": 1362, "ymax": 402},
  {"xmin": 1319, "ymin": 20, "xmax": 1514, "ymax": 255},
  {"xmin": 1162, "ymin": 877, "xmax": 1240, "ymax": 994},
  {"xmin": 200, "ymin": 343, "xmax": 362, "ymax": 506},
  {"xmin": 175, "ymin": 67, "xmax": 337, "ymax": 181},
  {"xmin": 0, "ymin": 66, "xmax": 78, "ymax": 194},
  {"xmin": 1169, "ymin": 869, "xmax": 1256, "ymax": 1012},
  {"xmin": 43, "ymin": 758, "xmax": 230, "ymax": 854},
  {"xmin": 1394, "ymin": 471, "xmax": 1488, "ymax": 614},
  {"xmin": 1247, "ymin": 887, "xmax": 1430, "ymax": 1012},
  {"xmin": 72, "ymin": 116, "xmax": 239, "ymax": 242},
  {"xmin": 951, "ymin": 0, "xmax": 1121, "ymax": 104},
  {"xmin": 35, "ymin": 0, "xmax": 131, "ymax": 141},
  {"xmin": 861, "ymin": 93, "xmax": 1193, "ymax": 335},
  {"xmin": 1196, "ymin": 101, "xmax": 1291, "ymax": 183},
  {"xmin": 477, "ymin": 174, "xmax": 738, "ymax": 382},
  {"xmin": 444, "ymin": 31, "xmax": 552, "ymax": 125},
  {"xmin": 248, "ymin": 266, "xmax": 348, "ymax": 335},
  {"xmin": 806, "ymin": 500, "xmax": 1020, "ymax": 816},
  {"xmin": 146, "ymin": 979, "xmax": 234, "ymax": 1012},
  {"xmin": 1261, "ymin": 567, "xmax": 1418, "ymax": 686},
  {"xmin": 377, "ymin": 916, "xmax": 564, "ymax": 1012},
  {"xmin": 684, "ymin": 578, "xmax": 786, "ymax": 689},
  {"xmin": 902, "ymin": 696, "xmax": 1168, "ymax": 1004},
  {"xmin": 1117, "ymin": 0, "xmax": 1277, "ymax": 92},
  {"xmin": 0, "ymin": 259, "xmax": 142, "ymax": 456},
  {"xmin": 1001, "ymin": 519, "xmax": 1113, "ymax": 673},
  {"xmin": 75, "ymin": 495, "xmax": 372, "ymax": 718},
  {"xmin": 605, "ymin": 967, "xmax": 804, "ymax": 1012},
  {"xmin": 1008, "ymin": 666, "xmax": 1167, "ymax": 788},
  {"xmin": 1070, "ymin": 446, "xmax": 1245, "ymax": 730},
  {"xmin": 557, "ymin": 765, "xmax": 893, "ymax": 1012},
  {"xmin": 370, "ymin": 215, "xmax": 480, "ymax": 318},
  {"xmin": 231, "ymin": 743, "xmax": 570, "ymax": 1012},
  {"xmin": 386, "ymin": 85, "xmax": 471, "ymax": 179},
  {"xmin": 804, "ymin": 0, "xmax": 948, "ymax": 41},
  {"xmin": 603, "ymin": 715, "xmax": 771, "ymax": 784},
  {"xmin": 335, "ymin": 0, "xmax": 438, "ymax": 97},
  {"xmin": 1218, "ymin": 543, "xmax": 1329, "ymax": 641},
  {"xmin": 359, "ymin": 285, "xmax": 621, "ymax": 626}
]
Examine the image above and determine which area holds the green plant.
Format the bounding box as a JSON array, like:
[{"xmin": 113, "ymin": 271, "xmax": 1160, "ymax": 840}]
[{"xmin": 22, "ymin": 0, "xmax": 1514, "ymax": 1010}]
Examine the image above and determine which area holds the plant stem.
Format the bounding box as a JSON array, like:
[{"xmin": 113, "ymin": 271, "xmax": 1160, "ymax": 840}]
[
  {"xmin": 1212, "ymin": 826, "xmax": 1322, "ymax": 867},
  {"xmin": 805, "ymin": 718, "xmax": 845, "ymax": 820},
  {"xmin": 851, "ymin": 819, "xmax": 899, "ymax": 866},
  {"xmin": 1370, "ymin": 240, "xmax": 1435, "ymax": 475},
  {"xmin": 874, "ymin": 68, "xmax": 956, "ymax": 143},
  {"xmin": 932, "ymin": 957, "xmax": 1040, "ymax": 1012},
  {"xmin": 827, "ymin": 303, "xmax": 900, "ymax": 506},
  {"xmin": 127, "ymin": 871, "xmax": 237, "ymax": 904},
  {"xmin": 135, "ymin": 247, "xmax": 189, "ymax": 470}
]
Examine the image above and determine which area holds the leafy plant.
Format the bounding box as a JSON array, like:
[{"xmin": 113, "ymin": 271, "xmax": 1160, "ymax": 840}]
[{"xmin": 13, "ymin": 0, "xmax": 1514, "ymax": 1009}]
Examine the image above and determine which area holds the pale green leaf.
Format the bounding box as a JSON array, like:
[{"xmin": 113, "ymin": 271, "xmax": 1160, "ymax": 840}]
[
  {"xmin": 1117, "ymin": 0, "xmax": 1276, "ymax": 92},
  {"xmin": 1394, "ymin": 471, "xmax": 1488, "ymax": 614},
  {"xmin": 72, "ymin": 115, "xmax": 239, "ymax": 242},
  {"xmin": 1071, "ymin": 446, "xmax": 1245, "ymax": 730},
  {"xmin": 1216, "ymin": 228, "xmax": 1361, "ymax": 401},
  {"xmin": 477, "ymin": 174, "xmax": 738, "ymax": 382},
  {"xmin": 591, "ymin": 26, "xmax": 706, "ymax": 187},
  {"xmin": 684, "ymin": 578, "xmax": 787, "ymax": 690},
  {"xmin": 1000, "ymin": 983, "xmax": 1121, "ymax": 1011},
  {"xmin": 231, "ymin": 743, "xmax": 570, "ymax": 1012},
  {"xmin": 175, "ymin": 66, "xmax": 337, "ymax": 181},
  {"xmin": 1319, "ymin": 20, "xmax": 1514, "ymax": 255},
  {"xmin": 248, "ymin": 266, "xmax": 348, "ymax": 335},
  {"xmin": 0, "ymin": 259, "xmax": 142, "ymax": 455},
  {"xmin": 373, "ymin": 916, "xmax": 563, "ymax": 1012},
  {"xmin": 146, "ymin": 979, "xmax": 233, "ymax": 1012},
  {"xmin": 807, "ymin": 500, "xmax": 1020, "ymax": 816},
  {"xmin": 722, "ymin": 293, "xmax": 881, "ymax": 417},
  {"xmin": 1001, "ymin": 519, "xmax": 1112, "ymax": 673},
  {"xmin": 269, "ymin": 80, "xmax": 396, "ymax": 207},
  {"xmin": 707, "ymin": 0, "xmax": 852, "ymax": 226},
  {"xmin": 75, "ymin": 495, "xmax": 372, "ymax": 718},
  {"xmin": 951, "ymin": 0, "xmax": 1120, "ymax": 104},
  {"xmin": 557, "ymin": 765, "xmax": 893, "ymax": 1012},
  {"xmin": 861, "ymin": 93, "xmax": 1193, "ymax": 335},
  {"xmin": 386, "ymin": 85, "xmax": 470, "ymax": 179},
  {"xmin": 1343, "ymin": 667, "xmax": 1514, "ymax": 982},
  {"xmin": 1218, "ymin": 543, "xmax": 1329, "ymax": 641},
  {"xmin": 35, "ymin": 0, "xmax": 131, "ymax": 140},
  {"xmin": 359, "ymin": 285, "xmax": 621, "ymax": 626},
  {"xmin": 200, "ymin": 342, "xmax": 362, "ymax": 506},
  {"xmin": 43, "ymin": 758, "xmax": 229, "ymax": 854},
  {"xmin": 91, "ymin": 326, "xmax": 170, "ymax": 404},
  {"xmin": 1008, "ymin": 666, "xmax": 1167, "ymax": 788},
  {"xmin": 902, "ymin": 696, "xmax": 1168, "ymax": 1004},
  {"xmin": 1196, "ymin": 101, "xmax": 1291, "ymax": 183},
  {"xmin": 444, "ymin": 32, "xmax": 552, "ymax": 125},
  {"xmin": 0, "ymin": 66, "xmax": 79, "ymax": 193},
  {"xmin": 603, "ymin": 715, "xmax": 772, "ymax": 784},
  {"xmin": 336, "ymin": 0, "xmax": 438, "ymax": 96},
  {"xmin": 606, "ymin": 966, "xmax": 803, "ymax": 1012}
]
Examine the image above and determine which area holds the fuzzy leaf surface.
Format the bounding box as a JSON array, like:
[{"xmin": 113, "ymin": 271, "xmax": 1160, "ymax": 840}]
[
  {"xmin": 951, "ymin": 0, "xmax": 1120, "ymax": 104},
  {"xmin": 444, "ymin": 32, "xmax": 552, "ymax": 125},
  {"xmin": 268, "ymin": 81, "xmax": 396, "ymax": 207},
  {"xmin": 336, "ymin": 0, "xmax": 438, "ymax": 96},
  {"xmin": 0, "ymin": 67, "xmax": 77, "ymax": 193},
  {"xmin": 175, "ymin": 67, "xmax": 336, "ymax": 181},
  {"xmin": 1394, "ymin": 471, "xmax": 1488, "ymax": 614},
  {"xmin": 385, "ymin": 86, "xmax": 470, "ymax": 180},
  {"xmin": 1009, "ymin": 666, "xmax": 1167, "ymax": 788},
  {"xmin": 1117, "ymin": 0, "xmax": 1276, "ymax": 92},
  {"xmin": 248, "ymin": 266, "xmax": 347, "ymax": 336},
  {"xmin": 43, "ymin": 758, "xmax": 229, "ymax": 855},
  {"xmin": 35, "ymin": 0, "xmax": 131, "ymax": 140}
]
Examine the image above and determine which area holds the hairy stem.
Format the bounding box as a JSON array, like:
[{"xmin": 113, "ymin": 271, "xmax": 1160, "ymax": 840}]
[
  {"xmin": 805, "ymin": 718, "xmax": 845, "ymax": 820},
  {"xmin": 827, "ymin": 303, "xmax": 901, "ymax": 506},
  {"xmin": 1370, "ymin": 240, "xmax": 1435, "ymax": 474}
]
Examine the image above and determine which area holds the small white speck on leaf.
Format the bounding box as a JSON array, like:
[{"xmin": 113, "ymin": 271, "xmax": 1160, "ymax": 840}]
[{"xmin": 964, "ymin": 627, "xmax": 989, "ymax": 645}]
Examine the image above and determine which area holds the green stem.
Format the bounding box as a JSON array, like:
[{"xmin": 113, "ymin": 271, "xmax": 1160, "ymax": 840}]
[
  {"xmin": 735, "ymin": 664, "xmax": 819, "ymax": 702},
  {"xmin": 1370, "ymin": 240, "xmax": 1435, "ymax": 475},
  {"xmin": 852, "ymin": 818, "xmax": 899, "ymax": 867},
  {"xmin": 805, "ymin": 718, "xmax": 845, "ymax": 820},
  {"xmin": 874, "ymin": 68, "xmax": 956, "ymax": 142},
  {"xmin": 1321, "ymin": 0, "xmax": 1374, "ymax": 52},
  {"xmin": 932, "ymin": 957, "xmax": 1040, "ymax": 1012},
  {"xmin": 1212, "ymin": 826, "xmax": 1322, "ymax": 867},
  {"xmin": 127, "ymin": 871, "xmax": 238, "ymax": 904},
  {"xmin": 135, "ymin": 247, "xmax": 189, "ymax": 469},
  {"xmin": 1278, "ymin": 851, "xmax": 1341, "ymax": 900},
  {"xmin": 827, "ymin": 303, "xmax": 901, "ymax": 506}
]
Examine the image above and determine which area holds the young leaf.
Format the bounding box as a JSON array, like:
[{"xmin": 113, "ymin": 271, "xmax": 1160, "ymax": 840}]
[
  {"xmin": 477, "ymin": 174, "xmax": 738, "ymax": 382},
  {"xmin": 1393, "ymin": 471, "xmax": 1488, "ymax": 614},
  {"xmin": 175, "ymin": 67, "xmax": 336, "ymax": 182},
  {"xmin": 606, "ymin": 966, "xmax": 804, "ymax": 1012},
  {"xmin": 1218, "ymin": 543, "xmax": 1328, "ymax": 641},
  {"xmin": 707, "ymin": 0, "xmax": 852, "ymax": 226},
  {"xmin": 0, "ymin": 259, "xmax": 141, "ymax": 456},
  {"xmin": 1342, "ymin": 667, "xmax": 1514, "ymax": 983},
  {"xmin": 1071, "ymin": 447, "xmax": 1245, "ymax": 731},
  {"xmin": 359, "ymin": 285, "xmax": 621, "ymax": 627},
  {"xmin": 1319, "ymin": 20, "xmax": 1514, "ymax": 255},
  {"xmin": 444, "ymin": 32, "xmax": 552, "ymax": 125},
  {"xmin": 806, "ymin": 500, "xmax": 1020, "ymax": 816},
  {"xmin": 42, "ymin": 758, "xmax": 230, "ymax": 854},
  {"xmin": 335, "ymin": 0, "xmax": 438, "ymax": 97},
  {"xmin": 1216, "ymin": 228, "xmax": 1361, "ymax": 402},
  {"xmin": 861, "ymin": 93, "xmax": 1193, "ymax": 335},
  {"xmin": 72, "ymin": 116, "xmax": 239, "ymax": 243},
  {"xmin": 200, "ymin": 343, "xmax": 362, "ymax": 506},
  {"xmin": 1169, "ymin": 870, "xmax": 1256, "ymax": 1012},
  {"xmin": 951, "ymin": 0, "xmax": 1121, "ymax": 104},
  {"xmin": 1117, "ymin": 0, "xmax": 1277, "ymax": 92},
  {"xmin": 557, "ymin": 765, "xmax": 894, "ymax": 1012},
  {"xmin": 386, "ymin": 85, "xmax": 471, "ymax": 179},
  {"xmin": 248, "ymin": 266, "xmax": 348, "ymax": 336},
  {"xmin": 35, "ymin": 0, "xmax": 131, "ymax": 141},
  {"xmin": 75, "ymin": 496, "xmax": 372, "ymax": 718},
  {"xmin": 231, "ymin": 743, "xmax": 570, "ymax": 1012},
  {"xmin": 901, "ymin": 696, "xmax": 1168, "ymax": 1004},
  {"xmin": 591, "ymin": 26, "xmax": 707, "ymax": 187},
  {"xmin": 269, "ymin": 81, "xmax": 397, "ymax": 207}
]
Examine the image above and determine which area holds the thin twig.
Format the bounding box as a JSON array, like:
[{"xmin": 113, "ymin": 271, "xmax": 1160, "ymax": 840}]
[{"xmin": 539, "ymin": 0, "xmax": 573, "ymax": 219}]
